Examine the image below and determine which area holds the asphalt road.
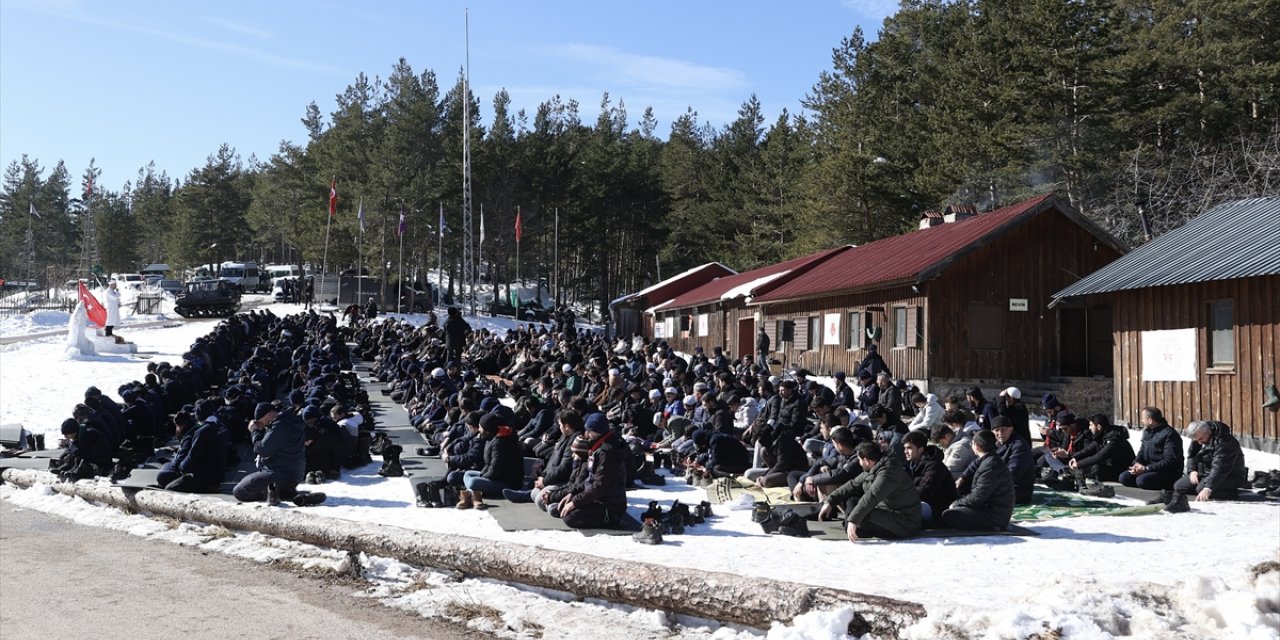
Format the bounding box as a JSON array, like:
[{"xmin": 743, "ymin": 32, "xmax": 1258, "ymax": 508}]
[{"xmin": 0, "ymin": 501, "xmax": 487, "ymax": 640}]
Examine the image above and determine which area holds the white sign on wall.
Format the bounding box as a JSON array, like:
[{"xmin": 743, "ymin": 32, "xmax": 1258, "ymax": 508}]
[
  {"xmin": 654, "ymin": 321, "xmax": 666, "ymax": 339},
  {"xmin": 697, "ymin": 314, "xmax": 709, "ymax": 337},
  {"xmin": 1141, "ymin": 328, "xmax": 1197, "ymax": 381},
  {"xmin": 823, "ymin": 312, "xmax": 842, "ymax": 346},
  {"xmin": 664, "ymin": 318, "xmax": 674, "ymax": 339},
  {"xmin": 1009, "ymin": 298, "xmax": 1029, "ymax": 312}
]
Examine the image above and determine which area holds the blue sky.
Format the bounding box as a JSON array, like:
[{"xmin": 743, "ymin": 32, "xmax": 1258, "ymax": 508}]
[{"xmin": 0, "ymin": 0, "xmax": 897, "ymax": 191}]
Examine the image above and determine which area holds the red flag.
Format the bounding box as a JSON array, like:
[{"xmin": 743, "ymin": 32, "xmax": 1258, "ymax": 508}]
[
  {"xmin": 514, "ymin": 207, "xmax": 522, "ymax": 244},
  {"xmin": 328, "ymin": 179, "xmax": 337, "ymax": 217},
  {"xmin": 85, "ymin": 175, "xmax": 94, "ymax": 199},
  {"xmin": 78, "ymin": 281, "xmax": 107, "ymax": 327}
]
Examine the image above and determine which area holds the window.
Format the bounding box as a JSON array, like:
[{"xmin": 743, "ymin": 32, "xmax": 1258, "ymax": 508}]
[
  {"xmin": 893, "ymin": 306, "xmax": 920, "ymax": 347},
  {"xmin": 808, "ymin": 316, "xmax": 822, "ymax": 350},
  {"xmin": 679, "ymin": 315, "xmax": 691, "ymax": 332},
  {"xmin": 1209, "ymin": 300, "xmax": 1234, "ymax": 368},
  {"xmin": 969, "ymin": 304, "xmax": 1004, "ymax": 350},
  {"xmin": 847, "ymin": 311, "xmax": 864, "ymax": 349},
  {"xmin": 894, "ymin": 307, "xmax": 907, "ymax": 347}
]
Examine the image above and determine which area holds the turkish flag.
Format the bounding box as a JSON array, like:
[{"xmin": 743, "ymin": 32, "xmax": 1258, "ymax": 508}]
[
  {"xmin": 514, "ymin": 208, "xmax": 523, "ymax": 244},
  {"xmin": 78, "ymin": 281, "xmax": 107, "ymax": 327},
  {"xmin": 329, "ymin": 179, "xmax": 338, "ymax": 217}
]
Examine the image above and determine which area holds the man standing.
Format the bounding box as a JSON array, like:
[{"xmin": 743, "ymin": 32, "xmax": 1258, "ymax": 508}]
[
  {"xmin": 444, "ymin": 306, "xmax": 471, "ymax": 363},
  {"xmin": 233, "ymin": 403, "xmax": 324, "ymax": 506},
  {"xmin": 755, "ymin": 326, "xmax": 770, "ymax": 374},
  {"xmin": 104, "ymin": 281, "xmax": 121, "ymax": 337}
]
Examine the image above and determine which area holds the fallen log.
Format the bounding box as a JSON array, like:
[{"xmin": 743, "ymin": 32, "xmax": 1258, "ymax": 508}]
[{"xmin": 2, "ymin": 468, "xmax": 925, "ymax": 636}]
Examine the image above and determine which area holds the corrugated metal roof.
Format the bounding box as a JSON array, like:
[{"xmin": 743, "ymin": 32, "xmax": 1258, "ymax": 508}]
[
  {"xmin": 1054, "ymin": 197, "xmax": 1280, "ymax": 298},
  {"xmin": 754, "ymin": 194, "xmax": 1080, "ymax": 304},
  {"xmin": 651, "ymin": 246, "xmax": 850, "ymax": 313},
  {"xmin": 609, "ymin": 262, "xmax": 736, "ymax": 307}
]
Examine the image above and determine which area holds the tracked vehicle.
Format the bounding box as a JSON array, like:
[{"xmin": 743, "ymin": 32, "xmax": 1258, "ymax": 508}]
[{"xmin": 174, "ymin": 279, "xmax": 241, "ymax": 318}]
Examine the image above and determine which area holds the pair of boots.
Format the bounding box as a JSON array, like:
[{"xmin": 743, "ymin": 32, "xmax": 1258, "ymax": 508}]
[
  {"xmin": 633, "ymin": 518, "xmax": 665, "ymax": 545},
  {"xmin": 377, "ymin": 445, "xmax": 404, "ymax": 477},
  {"xmin": 758, "ymin": 508, "xmax": 811, "ymax": 537},
  {"xmin": 1071, "ymin": 469, "xmax": 1115, "ymax": 497},
  {"xmin": 415, "ymin": 480, "xmax": 461, "ymax": 508},
  {"xmin": 454, "ymin": 489, "xmax": 488, "ymax": 510},
  {"xmin": 1145, "ymin": 489, "xmax": 1190, "ymax": 513}
]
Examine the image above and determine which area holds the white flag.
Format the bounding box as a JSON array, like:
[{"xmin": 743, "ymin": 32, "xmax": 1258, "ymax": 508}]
[
  {"xmin": 480, "ymin": 208, "xmax": 485, "ymax": 246},
  {"xmin": 29, "ymin": 202, "xmax": 40, "ymax": 219},
  {"xmin": 357, "ymin": 197, "xmax": 365, "ymax": 233}
]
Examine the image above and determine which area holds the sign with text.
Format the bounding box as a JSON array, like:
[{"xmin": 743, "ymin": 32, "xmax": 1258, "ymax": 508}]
[
  {"xmin": 1141, "ymin": 328, "xmax": 1197, "ymax": 381},
  {"xmin": 824, "ymin": 313, "xmax": 841, "ymax": 346},
  {"xmin": 697, "ymin": 313, "xmax": 709, "ymax": 337},
  {"xmin": 1009, "ymin": 298, "xmax": 1029, "ymax": 312}
]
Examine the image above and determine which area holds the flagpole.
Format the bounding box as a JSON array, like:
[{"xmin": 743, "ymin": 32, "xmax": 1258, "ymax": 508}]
[
  {"xmin": 357, "ymin": 196, "xmax": 364, "ymax": 308},
  {"xmin": 322, "ymin": 177, "xmax": 335, "ymax": 287},
  {"xmin": 397, "ymin": 225, "xmax": 404, "ymax": 315},
  {"xmin": 516, "ymin": 205, "xmax": 521, "ymax": 298},
  {"xmin": 437, "ymin": 202, "xmax": 444, "ymax": 307},
  {"xmin": 26, "ymin": 201, "xmax": 35, "ymax": 286},
  {"xmin": 554, "ymin": 206, "xmax": 559, "ymax": 305},
  {"xmin": 478, "ymin": 203, "xmax": 484, "ymax": 313}
]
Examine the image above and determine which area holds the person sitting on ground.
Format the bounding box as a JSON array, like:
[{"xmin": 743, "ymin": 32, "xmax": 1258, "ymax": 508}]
[
  {"xmin": 689, "ymin": 427, "xmax": 751, "ymax": 480},
  {"xmin": 997, "ymin": 387, "xmax": 1031, "ymax": 444},
  {"xmin": 50, "ymin": 414, "xmax": 113, "ymax": 482},
  {"xmin": 935, "ymin": 411, "xmax": 978, "ymax": 479},
  {"xmin": 753, "ymin": 420, "xmax": 810, "ymax": 489},
  {"xmin": 233, "ymin": 402, "xmax": 323, "ymax": 506},
  {"xmin": 868, "ymin": 405, "xmax": 908, "ymax": 460},
  {"xmin": 794, "ymin": 425, "xmax": 863, "ymax": 502},
  {"xmin": 155, "ymin": 402, "xmax": 227, "ymax": 493},
  {"xmin": 1174, "ymin": 420, "xmax": 1247, "ymax": 502},
  {"xmin": 1119, "ymin": 406, "xmax": 1184, "ymax": 491},
  {"xmin": 461, "ymin": 411, "xmax": 524, "ymax": 499},
  {"xmin": 964, "ymin": 416, "xmax": 1033, "ymax": 505},
  {"xmin": 1067, "ymin": 414, "xmax": 1135, "ymax": 485},
  {"xmin": 907, "ymin": 393, "xmax": 944, "ymax": 432},
  {"xmin": 504, "ymin": 409, "xmax": 584, "ymax": 507},
  {"xmin": 903, "ymin": 430, "xmax": 957, "ymax": 527},
  {"xmin": 941, "ymin": 429, "xmax": 1014, "ymax": 531},
  {"xmin": 555, "ymin": 413, "xmax": 628, "ymax": 529},
  {"xmin": 819, "ymin": 442, "xmax": 922, "ymax": 542},
  {"xmin": 301, "ymin": 405, "xmax": 344, "ymax": 481},
  {"xmin": 1034, "ymin": 412, "xmax": 1091, "ymax": 476}
]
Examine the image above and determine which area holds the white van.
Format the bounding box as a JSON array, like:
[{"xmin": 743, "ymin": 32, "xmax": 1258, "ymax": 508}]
[
  {"xmin": 111, "ymin": 273, "xmax": 146, "ymax": 289},
  {"xmin": 218, "ymin": 261, "xmax": 262, "ymax": 292}
]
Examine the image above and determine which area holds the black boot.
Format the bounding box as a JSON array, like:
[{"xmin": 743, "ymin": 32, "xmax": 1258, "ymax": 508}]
[
  {"xmin": 752, "ymin": 502, "xmax": 773, "ymax": 524},
  {"xmin": 378, "ymin": 445, "xmax": 404, "ymax": 477},
  {"xmin": 1145, "ymin": 489, "xmax": 1173, "ymax": 505},
  {"xmin": 632, "ymin": 518, "xmax": 664, "ymax": 545},
  {"xmin": 1164, "ymin": 491, "xmax": 1190, "ymax": 513},
  {"xmin": 293, "ymin": 491, "xmax": 327, "ymax": 507},
  {"xmin": 697, "ymin": 501, "xmax": 714, "ymax": 520},
  {"xmin": 266, "ymin": 483, "xmax": 280, "ymax": 506},
  {"xmin": 772, "ymin": 510, "xmax": 812, "ymax": 537},
  {"xmin": 415, "ymin": 482, "xmax": 438, "ymax": 508},
  {"xmin": 641, "ymin": 500, "xmax": 664, "ymax": 522}
]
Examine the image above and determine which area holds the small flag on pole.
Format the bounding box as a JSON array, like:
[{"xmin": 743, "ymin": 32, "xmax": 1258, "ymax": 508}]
[
  {"xmin": 328, "ymin": 179, "xmax": 338, "ymax": 217},
  {"xmin": 85, "ymin": 175, "xmax": 93, "ymax": 199},
  {"xmin": 29, "ymin": 203, "xmax": 40, "ymax": 219},
  {"xmin": 78, "ymin": 281, "xmax": 107, "ymax": 328},
  {"xmin": 398, "ymin": 204, "xmax": 406, "ymax": 237},
  {"xmin": 514, "ymin": 208, "xmax": 522, "ymax": 244},
  {"xmin": 438, "ymin": 207, "xmax": 445, "ymax": 238},
  {"xmin": 357, "ymin": 197, "xmax": 365, "ymax": 233},
  {"xmin": 479, "ymin": 208, "xmax": 485, "ymax": 247}
]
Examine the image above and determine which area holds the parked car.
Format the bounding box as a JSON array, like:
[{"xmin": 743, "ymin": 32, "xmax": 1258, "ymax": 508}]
[
  {"xmin": 111, "ymin": 273, "xmax": 146, "ymax": 289},
  {"xmin": 157, "ymin": 279, "xmax": 183, "ymax": 295}
]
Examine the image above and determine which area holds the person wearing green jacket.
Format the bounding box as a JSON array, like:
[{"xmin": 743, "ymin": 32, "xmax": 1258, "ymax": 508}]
[{"xmin": 819, "ymin": 442, "xmax": 922, "ymax": 542}]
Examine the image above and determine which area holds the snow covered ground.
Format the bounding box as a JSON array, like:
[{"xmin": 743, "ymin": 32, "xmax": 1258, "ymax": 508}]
[
  {"xmin": 0, "ymin": 284, "xmax": 178, "ymax": 338},
  {"xmin": 3, "ymin": 302, "xmax": 1279, "ymax": 639}
]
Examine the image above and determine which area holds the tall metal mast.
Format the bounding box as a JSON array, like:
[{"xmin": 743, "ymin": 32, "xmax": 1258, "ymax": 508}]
[{"xmin": 461, "ymin": 9, "xmax": 475, "ymax": 316}]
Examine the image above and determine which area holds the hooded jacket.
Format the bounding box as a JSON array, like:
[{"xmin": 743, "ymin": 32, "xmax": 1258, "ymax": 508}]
[
  {"xmin": 908, "ymin": 394, "xmax": 945, "ymax": 431},
  {"xmin": 1071, "ymin": 425, "xmax": 1134, "ymax": 481},
  {"xmin": 254, "ymin": 408, "xmax": 306, "ymax": 483},
  {"xmin": 480, "ymin": 424, "xmax": 525, "ymax": 489},
  {"xmin": 829, "ymin": 456, "xmax": 921, "ymax": 536},
  {"xmin": 909, "ymin": 445, "xmax": 958, "ymax": 517}
]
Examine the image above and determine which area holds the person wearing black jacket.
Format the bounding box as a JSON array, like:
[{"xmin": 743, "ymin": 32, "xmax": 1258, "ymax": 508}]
[
  {"xmin": 504, "ymin": 409, "xmax": 584, "ymax": 506},
  {"xmin": 794, "ymin": 426, "xmax": 863, "ymax": 501},
  {"xmin": 1068, "ymin": 415, "xmax": 1135, "ymax": 482},
  {"xmin": 1119, "ymin": 407, "xmax": 1184, "ymax": 490},
  {"xmin": 967, "ymin": 416, "xmax": 1034, "ymax": 505},
  {"xmin": 51, "ymin": 416, "xmax": 113, "ymax": 481},
  {"xmin": 773, "ymin": 381, "xmax": 806, "ymax": 439},
  {"xmin": 903, "ymin": 431, "xmax": 957, "ymax": 526},
  {"xmin": 942, "ymin": 430, "xmax": 1015, "ymax": 531},
  {"xmin": 1175, "ymin": 420, "xmax": 1247, "ymax": 501},
  {"xmin": 700, "ymin": 392, "xmax": 736, "ymax": 435},
  {"xmin": 557, "ymin": 413, "xmax": 628, "ymax": 529},
  {"xmin": 754, "ymin": 424, "xmax": 809, "ymax": 489},
  {"xmin": 998, "ymin": 388, "xmax": 1031, "ymax": 444},
  {"xmin": 444, "ymin": 306, "xmax": 471, "ymax": 363},
  {"xmin": 832, "ymin": 372, "xmax": 856, "ymax": 409},
  {"xmin": 462, "ymin": 412, "xmax": 524, "ymax": 497},
  {"xmin": 874, "ymin": 373, "xmax": 901, "ymax": 420}
]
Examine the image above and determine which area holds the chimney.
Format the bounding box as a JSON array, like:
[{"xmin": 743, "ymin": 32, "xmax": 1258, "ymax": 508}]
[
  {"xmin": 918, "ymin": 210, "xmax": 944, "ymax": 230},
  {"xmin": 943, "ymin": 203, "xmax": 978, "ymax": 223}
]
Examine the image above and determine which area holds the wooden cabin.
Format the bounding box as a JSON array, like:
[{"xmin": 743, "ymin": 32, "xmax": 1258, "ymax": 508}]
[{"xmin": 609, "ymin": 262, "xmax": 736, "ymax": 339}]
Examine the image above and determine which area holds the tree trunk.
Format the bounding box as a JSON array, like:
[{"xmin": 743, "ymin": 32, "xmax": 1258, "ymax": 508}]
[{"xmin": 2, "ymin": 468, "xmax": 924, "ymax": 636}]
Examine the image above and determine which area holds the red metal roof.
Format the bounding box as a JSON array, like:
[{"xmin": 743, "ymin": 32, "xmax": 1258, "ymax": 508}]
[
  {"xmin": 753, "ymin": 194, "xmax": 1060, "ymax": 303},
  {"xmin": 652, "ymin": 246, "xmax": 850, "ymax": 312},
  {"xmin": 611, "ymin": 262, "xmax": 737, "ymax": 307}
]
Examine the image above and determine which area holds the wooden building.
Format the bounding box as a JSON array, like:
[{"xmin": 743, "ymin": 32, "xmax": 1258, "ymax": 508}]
[
  {"xmin": 648, "ymin": 247, "xmax": 851, "ymax": 359},
  {"xmin": 748, "ymin": 195, "xmax": 1127, "ymax": 404},
  {"xmin": 609, "ymin": 262, "xmax": 736, "ymax": 339},
  {"xmin": 1053, "ymin": 197, "xmax": 1280, "ymax": 451}
]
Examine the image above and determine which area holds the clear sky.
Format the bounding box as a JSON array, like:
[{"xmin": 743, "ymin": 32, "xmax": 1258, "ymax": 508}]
[{"xmin": 0, "ymin": 0, "xmax": 897, "ymax": 191}]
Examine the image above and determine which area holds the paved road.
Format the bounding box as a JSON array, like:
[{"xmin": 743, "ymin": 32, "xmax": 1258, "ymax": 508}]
[{"xmin": 0, "ymin": 501, "xmax": 487, "ymax": 640}]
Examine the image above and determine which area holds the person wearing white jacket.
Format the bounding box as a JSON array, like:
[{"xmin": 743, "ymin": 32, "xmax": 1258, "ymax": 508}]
[
  {"xmin": 934, "ymin": 410, "xmax": 981, "ymax": 479},
  {"xmin": 908, "ymin": 392, "xmax": 944, "ymax": 431},
  {"xmin": 104, "ymin": 281, "xmax": 122, "ymax": 337}
]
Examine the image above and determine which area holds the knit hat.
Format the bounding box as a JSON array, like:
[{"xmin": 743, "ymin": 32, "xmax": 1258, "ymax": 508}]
[
  {"xmin": 584, "ymin": 412, "xmax": 611, "ymax": 435},
  {"xmin": 570, "ymin": 435, "xmax": 593, "ymax": 457},
  {"xmin": 1042, "ymin": 393, "xmax": 1060, "ymax": 410},
  {"xmin": 288, "ymin": 390, "xmax": 305, "ymax": 406},
  {"xmin": 479, "ymin": 412, "xmax": 506, "ymax": 435},
  {"xmin": 1055, "ymin": 411, "xmax": 1076, "ymax": 427},
  {"xmin": 301, "ymin": 405, "xmax": 321, "ymax": 421},
  {"xmin": 648, "ymin": 389, "xmax": 662, "ymax": 400},
  {"xmin": 253, "ymin": 402, "xmax": 277, "ymax": 421},
  {"xmin": 60, "ymin": 418, "xmax": 80, "ymax": 435}
]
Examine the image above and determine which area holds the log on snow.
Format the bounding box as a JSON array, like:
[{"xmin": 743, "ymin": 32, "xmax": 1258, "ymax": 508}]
[{"xmin": 2, "ymin": 468, "xmax": 925, "ymax": 636}]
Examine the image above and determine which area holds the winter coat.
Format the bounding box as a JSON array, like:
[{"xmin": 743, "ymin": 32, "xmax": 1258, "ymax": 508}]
[
  {"xmin": 253, "ymin": 408, "xmax": 306, "ymax": 484},
  {"xmin": 808, "ymin": 453, "xmax": 861, "ymax": 487},
  {"xmin": 774, "ymin": 395, "xmax": 806, "ymax": 439},
  {"xmin": 122, "ymin": 402, "xmax": 157, "ymax": 441},
  {"xmin": 1136, "ymin": 422, "xmax": 1184, "ymax": 475},
  {"xmin": 105, "ymin": 288, "xmax": 121, "ymax": 326},
  {"xmin": 756, "ymin": 331, "xmax": 769, "ymax": 353},
  {"xmin": 568, "ymin": 431, "xmax": 628, "ymax": 512},
  {"xmin": 480, "ymin": 426, "xmax": 525, "ymax": 489},
  {"xmin": 1186, "ymin": 421, "xmax": 1247, "ymax": 492},
  {"xmin": 877, "ymin": 385, "xmax": 903, "ymax": 419},
  {"xmin": 446, "ymin": 432, "xmax": 485, "ymax": 470},
  {"xmin": 999, "ymin": 401, "xmax": 1031, "ymax": 444},
  {"xmin": 829, "ymin": 456, "xmax": 921, "ymax": 536},
  {"xmin": 909, "ymin": 445, "xmax": 958, "ymax": 518},
  {"xmin": 953, "ymin": 453, "xmax": 1015, "ymax": 527},
  {"xmin": 542, "ymin": 429, "xmax": 583, "ymax": 486},
  {"xmin": 833, "ymin": 381, "xmax": 856, "ymax": 409},
  {"xmin": 857, "ymin": 384, "xmax": 880, "ymax": 412},
  {"xmin": 704, "ymin": 432, "xmax": 750, "ymax": 474},
  {"xmin": 444, "ymin": 314, "xmax": 471, "ymax": 350},
  {"xmin": 996, "ymin": 434, "xmax": 1035, "ymax": 505},
  {"xmin": 70, "ymin": 424, "xmax": 114, "ymax": 471},
  {"xmin": 763, "ymin": 431, "xmax": 810, "ymax": 478},
  {"xmin": 177, "ymin": 420, "xmax": 227, "ymax": 486},
  {"xmin": 942, "ymin": 427, "xmax": 978, "ymax": 479},
  {"xmin": 858, "ymin": 350, "xmax": 891, "ymax": 379},
  {"xmin": 908, "ymin": 394, "xmax": 945, "ymax": 431},
  {"xmin": 1071, "ymin": 425, "xmax": 1134, "ymax": 481},
  {"xmin": 708, "ymin": 405, "xmax": 735, "ymax": 435}
]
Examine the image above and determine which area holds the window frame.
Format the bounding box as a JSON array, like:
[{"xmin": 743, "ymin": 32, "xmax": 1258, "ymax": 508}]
[{"xmin": 1207, "ymin": 299, "xmax": 1235, "ymax": 371}]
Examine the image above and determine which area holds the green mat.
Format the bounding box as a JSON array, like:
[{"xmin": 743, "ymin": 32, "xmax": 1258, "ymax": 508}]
[{"xmin": 1012, "ymin": 490, "xmax": 1165, "ymax": 521}]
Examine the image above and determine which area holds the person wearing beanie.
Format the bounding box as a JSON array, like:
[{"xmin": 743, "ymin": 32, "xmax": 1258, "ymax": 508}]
[
  {"xmin": 832, "ymin": 371, "xmax": 856, "ymax": 410},
  {"xmin": 554, "ymin": 411, "xmax": 628, "ymax": 530},
  {"xmin": 504, "ymin": 409, "xmax": 586, "ymax": 509},
  {"xmin": 941, "ymin": 429, "xmax": 1015, "ymax": 531},
  {"xmin": 49, "ymin": 412, "xmax": 113, "ymax": 482},
  {"xmin": 233, "ymin": 401, "xmax": 322, "ymax": 506},
  {"xmin": 460, "ymin": 412, "xmax": 523, "ymax": 499},
  {"xmin": 155, "ymin": 403, "xmax": 227, "ymax": 493},
  {"xmin": 964, "ymin": 416, "xmax": 1034, "ymax": 505},
  {"xmin": 301, "ymin": 403, "xmax": 344, "ymax": 483}
]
